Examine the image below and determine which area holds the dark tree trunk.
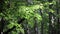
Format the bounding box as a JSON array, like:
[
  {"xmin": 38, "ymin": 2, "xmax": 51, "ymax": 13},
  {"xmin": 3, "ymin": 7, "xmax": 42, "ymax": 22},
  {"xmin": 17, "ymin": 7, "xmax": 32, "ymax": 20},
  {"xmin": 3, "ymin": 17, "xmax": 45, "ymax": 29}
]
[
  {"xmin": 49, "ymin": 12, "xmax": 52, "ymax": 34},
  {"xmin": 34, "ymin": 17, "xmax": 38, "ymax": 34},
  {"xmin": 0, "ymin": 0, "xmax": 5, "ymax": 34},
  {"xmin": 40, "ymin": 9, "xmax": 44, "ymax": 34},
  {"xmin": 56, "ymin": 0, "xmax": 60, "ymax": 34},
  {"xmin": 0, "ymin": 17, "xmax": 6, "ymax": 34}
]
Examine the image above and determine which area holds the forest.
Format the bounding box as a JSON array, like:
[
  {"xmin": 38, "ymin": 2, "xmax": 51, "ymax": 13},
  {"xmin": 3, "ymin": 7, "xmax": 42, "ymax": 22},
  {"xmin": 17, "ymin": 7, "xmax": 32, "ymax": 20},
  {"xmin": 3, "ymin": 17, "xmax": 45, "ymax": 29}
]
[{"xmin": 0, "ymin": 0, "xmax": 60, "ymax": 34}]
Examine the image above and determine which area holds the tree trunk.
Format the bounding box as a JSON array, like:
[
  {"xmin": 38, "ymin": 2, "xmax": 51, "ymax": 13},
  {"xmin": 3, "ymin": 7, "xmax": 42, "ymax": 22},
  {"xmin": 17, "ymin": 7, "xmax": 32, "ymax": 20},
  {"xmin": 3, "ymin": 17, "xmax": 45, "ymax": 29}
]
[
  {"xmin": 34, "ymin": 17, "xmax": 38, "ymax": 34},
  {"xmin": 0, "ymin": 0, "xmax": 5, "ymax": 34},
  {"xmin": 56, "ymin": 0, "xmax": 60, "ymax": 34},
  {"xmin": 40, "ymin": 9, "xmax": 44, "ymax": 34}
]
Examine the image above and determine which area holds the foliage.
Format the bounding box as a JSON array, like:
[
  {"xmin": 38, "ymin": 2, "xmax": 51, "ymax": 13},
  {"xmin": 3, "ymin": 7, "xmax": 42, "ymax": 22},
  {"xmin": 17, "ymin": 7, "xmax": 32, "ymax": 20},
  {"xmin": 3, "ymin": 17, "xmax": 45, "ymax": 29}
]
[{"xmin": 0, "ymin": 0, "xmax": 58, "ymax": 34}]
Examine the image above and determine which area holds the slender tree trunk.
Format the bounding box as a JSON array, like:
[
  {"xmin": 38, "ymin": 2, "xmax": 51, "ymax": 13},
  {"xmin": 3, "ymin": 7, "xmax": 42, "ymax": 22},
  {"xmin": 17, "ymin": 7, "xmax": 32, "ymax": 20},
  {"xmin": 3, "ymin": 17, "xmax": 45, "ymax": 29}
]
[
  {"xmin": 0, "ymin": 17, "xmax": 5, "ymax": 34},
  {"xmin": 56, "ymin": 0, "xmax": 60, "ymax": 34},
  {"xmin": 40, "ymin": 9, "xmax": 44, "ymax": 34},
  {"xmin": 49, "ymin": 12, "xmax": 52, "ymax": 34},
  {"xmin": 37, "ymin": 9, "xmax": 42, "ymax": 34},
  {"xmin": 34, "ymin": 17, "xmax": 38, "ymax": 34},
  {"xmin": 0, "ymin": 0, "xmax": 5, "ymax": 34}
]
